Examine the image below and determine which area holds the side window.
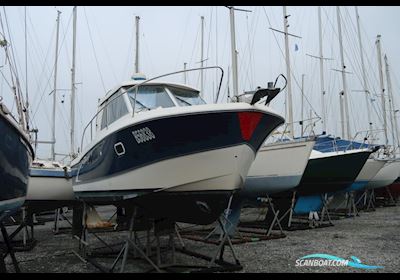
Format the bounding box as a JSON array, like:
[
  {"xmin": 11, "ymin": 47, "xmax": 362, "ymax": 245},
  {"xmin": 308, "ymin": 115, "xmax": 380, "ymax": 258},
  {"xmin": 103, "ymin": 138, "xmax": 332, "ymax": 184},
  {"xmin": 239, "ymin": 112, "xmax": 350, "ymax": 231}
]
[
  {"xmin": 100, "ymin": 94, "xmax": 128, "ymax": 130},
  {"xmin": 108, "ymin": 95, "xmax": 128, "ymax": 125},
  {"xmin": 100, "ymin": 109, "xmax": 107, "ymax": 130}
]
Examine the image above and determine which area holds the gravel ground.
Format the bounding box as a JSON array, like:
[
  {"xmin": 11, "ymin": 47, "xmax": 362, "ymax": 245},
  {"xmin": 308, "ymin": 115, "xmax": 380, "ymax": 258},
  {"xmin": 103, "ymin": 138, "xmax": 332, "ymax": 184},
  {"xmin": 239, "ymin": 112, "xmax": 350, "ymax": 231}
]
[{"xmin": 2, "ymin": 204, "xmax": 399, "ymax": 273}]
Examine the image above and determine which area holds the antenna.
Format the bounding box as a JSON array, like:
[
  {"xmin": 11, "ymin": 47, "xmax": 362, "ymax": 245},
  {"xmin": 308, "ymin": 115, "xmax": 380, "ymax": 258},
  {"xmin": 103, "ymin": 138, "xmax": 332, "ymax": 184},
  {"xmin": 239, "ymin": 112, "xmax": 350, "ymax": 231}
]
[{"xmin": 135, "ymin": 15, "xmax": 140, "ymax": 74}]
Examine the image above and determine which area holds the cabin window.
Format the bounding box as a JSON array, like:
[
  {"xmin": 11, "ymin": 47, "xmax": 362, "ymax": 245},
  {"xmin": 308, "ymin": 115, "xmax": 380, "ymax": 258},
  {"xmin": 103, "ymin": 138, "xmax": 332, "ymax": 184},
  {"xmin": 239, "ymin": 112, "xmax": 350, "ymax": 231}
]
[
  {"xmin": 167, "ymin": 86, "xmax": 205, "ymax": 106},
  {"xmin": 127, "ymin": 85, "xmax": 175, "ymax": 111},
  {"xmin": 100, "ymin": 94, "xmax": 128, "ymax": 129},
  {"xmin": 100, "ymin": 109, "xmax": 107, "ymax": 130}
]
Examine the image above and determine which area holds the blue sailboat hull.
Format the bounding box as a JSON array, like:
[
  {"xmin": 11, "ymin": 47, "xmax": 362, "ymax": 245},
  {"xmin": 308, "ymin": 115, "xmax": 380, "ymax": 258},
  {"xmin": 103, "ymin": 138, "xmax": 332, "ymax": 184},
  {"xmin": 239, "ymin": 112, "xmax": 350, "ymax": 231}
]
[{"xmin": 0, "ymin": 113, "xmax": 33, "ymax": 218}]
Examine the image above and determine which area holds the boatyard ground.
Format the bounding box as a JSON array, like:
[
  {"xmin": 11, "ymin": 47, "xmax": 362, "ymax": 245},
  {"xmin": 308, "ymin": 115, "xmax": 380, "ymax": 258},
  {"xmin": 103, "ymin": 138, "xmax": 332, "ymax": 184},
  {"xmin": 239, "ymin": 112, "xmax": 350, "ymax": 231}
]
[{"xmin": 3, "ymin": 204, "xmax": 400, "ymax": 273}]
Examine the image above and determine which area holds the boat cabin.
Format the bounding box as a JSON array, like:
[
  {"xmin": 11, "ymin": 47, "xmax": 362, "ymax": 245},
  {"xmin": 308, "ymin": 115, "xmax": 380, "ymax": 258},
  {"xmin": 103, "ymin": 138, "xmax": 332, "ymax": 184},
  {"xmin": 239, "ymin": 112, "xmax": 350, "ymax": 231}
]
[{"xmin": 95, "ymin": 80, "xmax": 206, "ymax": 132}]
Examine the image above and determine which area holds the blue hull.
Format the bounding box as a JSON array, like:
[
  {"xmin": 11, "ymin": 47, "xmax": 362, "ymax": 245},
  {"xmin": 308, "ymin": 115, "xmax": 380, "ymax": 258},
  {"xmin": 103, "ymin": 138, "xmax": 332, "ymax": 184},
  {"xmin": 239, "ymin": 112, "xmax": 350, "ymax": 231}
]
[
  {"xmin": 0, "ymin": 113, "xmax": 33, "ymax": 218},
  {"xmin": 344, "ymin": 180, "xmax": 369, "ymax": 192}
]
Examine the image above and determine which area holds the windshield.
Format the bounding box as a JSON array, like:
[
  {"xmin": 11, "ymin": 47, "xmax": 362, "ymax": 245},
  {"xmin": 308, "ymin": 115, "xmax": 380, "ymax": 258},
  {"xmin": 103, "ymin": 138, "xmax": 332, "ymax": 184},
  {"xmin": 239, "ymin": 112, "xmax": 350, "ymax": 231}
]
[
  {"xmin": 167, "ymin": 86, "xmax": 206, "ymax": 106},
  {"xmin": 126, "ymin": 85, "xmax": 175, "ymax": 111}
]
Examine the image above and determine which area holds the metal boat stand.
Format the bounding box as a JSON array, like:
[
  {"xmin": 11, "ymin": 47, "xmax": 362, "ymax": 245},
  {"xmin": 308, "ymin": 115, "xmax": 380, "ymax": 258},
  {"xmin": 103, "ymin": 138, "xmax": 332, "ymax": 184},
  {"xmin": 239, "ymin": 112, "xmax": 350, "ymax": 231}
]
[
  {"xmin": 279, "ymin": 192, "xmax": 334, "ymax": 231},
  {"xmin": 237, "ymin": 195, "xmax": 286, "ymax": 239},
  {"xmin": 173, "ymin": 216, "xmax": 242, "ymax": 273},
  {"xmin": 329, "ymin": 192, "xmax": 360, "ymax": 219},
  {"xmin": 0, "ymin": 214, "xmax": 21, "ymax": 273},
  {"xmin": 346, "ymin": 192, "xmax": 360, "ymax": 217},
  {"xmin": 179, "ymin": 194, "xmax": 285, "ymax": 244},
  {"xmin": 275, "ymin": 191, "xmax": 297, "ymax": 230},
  {"xmin": 0, "ymin": 208, "xmax": 37, "ymax": 252},
  {"xmin": 375, "ymin": 187, "xmax": 397, "ymax": 207},
  {"xmin": 72, "ymin": 202, "xmax": 242, "ymax": 273},
  {"xmin": 53, "ymin": 207, "xmax": 73, "ymax": 235},
  {"xmin": 316, "ymin": 194, "xmax": 334, "ymax": 226},
  {"xmin": 355, "ymin": 189, "xmax": 378, "ymax": 212},
  {"xmin": 364, "ymin": 189, "xmax": 376, "ymax": 211}
]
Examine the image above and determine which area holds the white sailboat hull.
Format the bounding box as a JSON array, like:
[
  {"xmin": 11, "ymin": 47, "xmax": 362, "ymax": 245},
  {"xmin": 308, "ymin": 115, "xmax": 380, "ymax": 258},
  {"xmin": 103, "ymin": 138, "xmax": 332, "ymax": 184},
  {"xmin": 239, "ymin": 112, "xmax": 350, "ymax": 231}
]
[
  {"xmin": 242, "ymin": 139, "xmax": 315, "ymax": 196},
  {"xmin": 356, "ymin": 158, "xmax": 386, "ymax": 182},
  {"xmin": 27, "ymin": 175, "xmax": 73, "ymax": 202},
  {"xmin": 365, "ymin": 160, "xmax": 400, "ymax": 190}
]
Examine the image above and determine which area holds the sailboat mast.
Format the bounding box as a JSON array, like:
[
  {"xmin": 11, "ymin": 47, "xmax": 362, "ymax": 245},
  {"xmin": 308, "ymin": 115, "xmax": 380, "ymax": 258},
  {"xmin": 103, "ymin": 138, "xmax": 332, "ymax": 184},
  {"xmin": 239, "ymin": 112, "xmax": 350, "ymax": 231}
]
[
  {"xmin": 135, "ymin": 15, "xmax": 140, "ymax": 74},
  {"xmin": 301, "ymin": 74, "xmax": 305, "ymax": 137},
  {"xmin": 229, "ymin": 6, "xmax": 239, "ymax": 98},
  {"xmin": 200, "ymin": 15, "xmax": 204, "ymax": 97},
  {"xmin": 384, "ymin": 55, "xmax": 398, "ymax": 148},
  {"xmin": 355, "ymin": 6, "xmax": 373, "ymax": 133},
  {"xmin": 70, "ymin": 6, "xmax": 77, "ymax": 157},
  {"xmin": 24, "ymin": 7, "xmax": 29, "ymax": 134},
  {"xmin": 51, "ymin": 10, "xmax": 61, "ymax": 161},
  {"xmin": 318, "ymin": 6, "xmax": 326, "ymax": 134},
  {"xmin": 336, "ymin": 6, "xmax": 351, "ymax": 139},
  {"xmin": 283, "ymin": 6, "xmax": 294, "ymax": 139},
  {"xmin": 376, "ymin": 35, "xmax": 388, "ymax": 145}
]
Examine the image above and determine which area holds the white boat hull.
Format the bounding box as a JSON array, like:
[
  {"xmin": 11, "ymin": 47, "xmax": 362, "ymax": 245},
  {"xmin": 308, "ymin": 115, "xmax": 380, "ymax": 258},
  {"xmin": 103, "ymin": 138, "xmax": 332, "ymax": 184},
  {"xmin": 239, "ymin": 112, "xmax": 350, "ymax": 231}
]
[
  {"xmin": 27, "ymin": 176, "xmax": 73, "ymax": 202},
  {"xmin": 74, "ymin": 144, "xmax": 255, "ymax": 197},
  {"xmin": 242, "ymin": 139, "xmax": 315, "ymax": 196},
  {"xmin": 365, "ymin": 160, "xmax": 400, "ymax": 190},
  {"xmin": 343, "ymin": 157, "xmax": 387, "ymax": 192}
]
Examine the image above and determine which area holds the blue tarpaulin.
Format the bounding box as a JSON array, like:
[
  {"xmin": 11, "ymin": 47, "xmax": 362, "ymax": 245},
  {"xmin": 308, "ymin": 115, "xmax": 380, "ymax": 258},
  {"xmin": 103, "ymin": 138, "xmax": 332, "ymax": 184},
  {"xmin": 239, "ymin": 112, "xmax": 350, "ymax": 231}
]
[{"xmin": 293, "ymin": 195, "xmax": 323, "ymax": 214}]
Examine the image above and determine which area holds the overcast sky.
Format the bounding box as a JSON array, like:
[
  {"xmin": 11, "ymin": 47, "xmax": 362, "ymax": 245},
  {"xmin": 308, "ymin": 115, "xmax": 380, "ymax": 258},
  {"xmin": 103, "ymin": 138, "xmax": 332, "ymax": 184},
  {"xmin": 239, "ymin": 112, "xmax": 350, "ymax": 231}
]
[{"xmin": 1, "ymin": 6, "xmax": 400, "ymax": 161}]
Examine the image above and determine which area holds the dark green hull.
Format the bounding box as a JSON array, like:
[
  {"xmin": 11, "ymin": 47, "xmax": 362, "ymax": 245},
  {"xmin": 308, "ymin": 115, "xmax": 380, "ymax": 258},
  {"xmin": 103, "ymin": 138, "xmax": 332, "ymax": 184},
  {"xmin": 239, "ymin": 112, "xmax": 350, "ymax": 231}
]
[{"xmin": 296, "ymin": 150, "xmax": 372, "ymax": 196}]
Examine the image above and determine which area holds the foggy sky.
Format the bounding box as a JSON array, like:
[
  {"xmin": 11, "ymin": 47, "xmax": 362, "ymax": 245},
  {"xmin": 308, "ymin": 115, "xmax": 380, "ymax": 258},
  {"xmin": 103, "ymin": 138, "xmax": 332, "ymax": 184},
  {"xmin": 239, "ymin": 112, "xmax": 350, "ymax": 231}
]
[{"xmin": 1, "ymin": 6, "xmax": 400, "ymax": 162}]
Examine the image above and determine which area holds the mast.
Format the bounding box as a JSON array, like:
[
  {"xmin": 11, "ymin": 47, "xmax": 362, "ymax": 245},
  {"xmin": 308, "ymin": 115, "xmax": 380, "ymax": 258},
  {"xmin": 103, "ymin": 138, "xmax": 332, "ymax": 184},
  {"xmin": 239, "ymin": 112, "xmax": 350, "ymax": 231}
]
[
  {"xmin": 376, "ymin": 34, "xmax": 388, "ymax": 145},
  {"xmin": 70, "ymin": 6, "xmax": 77, "ymax": 157},
  {"xmin": 200, "ymin": 15, "xmax": 204, "ymax": 97},
  {"xmin": 306, "ymin": 7, "xmax": 330, "ymax": 135},
  {"xmin": 51, "ymin": 10, "xmax": 61, "ymax": 161},
  {"xmin": 135, "ymin": 15, "xmax": 140, "ymax": 74},
  {"xmin": 384, "ymin": 55, "xmax": 398, "ymax": 148},
  {"xmin": 24, "ymin": 6, "xmax": 29, "ymax": 134},
  {"xmin": 336, "ymin": 6, "xmax": 351, "ymax": 139},
  {"xmin": 2, "ymin": 45, "xmax": 25, "ymax": 130},
  {"xmin": 283, "ymin": 6, "xmax": 294, "ymax": 139},
  {"xmin": 318, "ymin": 6, "xmax": 326, "ymax": 134},
  {"xmin": 301, "ymin": 74, "xmax": 305, "ymax": 137},
  {"xmin": 355, "ymin": 6, "xmax": 373, "ymax": 133},
  {"xmin": 228, "ymin": 6, "xmax": 239, "ymax": 98}
]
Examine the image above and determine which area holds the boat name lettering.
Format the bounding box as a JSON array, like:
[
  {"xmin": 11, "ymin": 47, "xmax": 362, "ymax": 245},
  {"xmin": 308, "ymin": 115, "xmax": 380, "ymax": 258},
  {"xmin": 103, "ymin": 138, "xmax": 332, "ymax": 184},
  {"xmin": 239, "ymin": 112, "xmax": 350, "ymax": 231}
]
[{"xmin": 132, "ymin": 127, "xmax": 155, "ymax": 144}]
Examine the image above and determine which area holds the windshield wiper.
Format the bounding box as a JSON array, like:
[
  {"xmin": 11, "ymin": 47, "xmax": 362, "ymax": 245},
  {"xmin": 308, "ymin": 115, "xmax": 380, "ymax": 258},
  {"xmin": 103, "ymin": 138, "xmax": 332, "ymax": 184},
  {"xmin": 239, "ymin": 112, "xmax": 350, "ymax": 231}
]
[{"xmin": 174, "ymin": 96, "xmax": 192, "ymax": 106}]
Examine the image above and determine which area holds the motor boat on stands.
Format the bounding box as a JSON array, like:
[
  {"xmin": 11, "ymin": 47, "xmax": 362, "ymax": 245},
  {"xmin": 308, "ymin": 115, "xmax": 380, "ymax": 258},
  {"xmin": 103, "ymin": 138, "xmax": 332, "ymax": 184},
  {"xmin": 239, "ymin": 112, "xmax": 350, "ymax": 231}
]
[{"xmin": 70, "ymin": 68, "xmax": 285, "ymax": 225}]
